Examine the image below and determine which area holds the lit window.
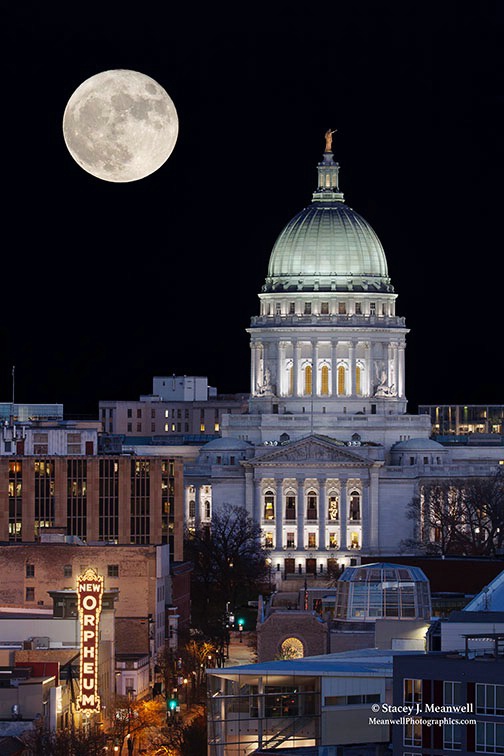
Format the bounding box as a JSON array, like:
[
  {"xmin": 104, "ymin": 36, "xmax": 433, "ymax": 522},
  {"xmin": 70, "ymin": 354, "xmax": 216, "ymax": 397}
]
[
  {"xmin": 200, "ymin": 424, "xmax": 205, "ymax": 432},
  {"xmin": 404, "ymin": 679, "xmax": 422, "ymax": 704},
  {"xmin": 337, "ymin": 365, "xmax": 346, "ymax": 395},
  {"xmin": 264, "ymin": 532, "xmax": 273, "ymax": 548},
  {"xmin": 321, "ymin": 365, "xmax": 329, "ymax": 395},
  {"xmin": 328, "ymin": 496, "xmax": 339, "ymax": 520},
  {"xmin": 280, "ymin": 637, "xmax": 304, "ymax": 658},
  {"xmin": 304, "ymin": 365, "xmax": 312, "ymax": 396},
  {"xmin": 308, "ymin": 532, "xmax": 316, "ymax": 548},
  {"xmin": 264, "ymin": 491, "xmax": 275, "ymax": 520},
  {"xmin": 355, "ymin": 365, "xmax": 362, "ymax": 396}
]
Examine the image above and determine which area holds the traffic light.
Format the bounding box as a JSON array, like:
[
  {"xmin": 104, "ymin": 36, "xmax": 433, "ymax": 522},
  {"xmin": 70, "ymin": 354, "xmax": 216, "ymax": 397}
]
[
  {"xmin": 238, "ymin": 618, "xmax": 244, "ymax": 642},
  {"xmin": 168, "ymin": 697, "xmax": 178, "ymax": 711}
]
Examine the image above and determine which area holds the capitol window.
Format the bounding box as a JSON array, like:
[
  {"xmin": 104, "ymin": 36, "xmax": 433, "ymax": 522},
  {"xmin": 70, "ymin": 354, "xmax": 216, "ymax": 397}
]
[
  {"xmin": 337, "ymin": 365, "xmax": 346, "ymax": 395},
  {"xmin": 264, "ymin": 491, "xmax": 275, "ymax": 520},
  {"xmin": 321, "ymin": 365, "xmax": 330, "ymax": 395},
  {"xmin": 289, "ymin": 302, "xmax": 295, "ymax": 314},
  {"xmin": 304, "ymin": 365, "xmax": 313, "ymax": 396},
  {"xmin": 304, "ymin": 302, "xmax": 311, "ymax": 315},
  {"xmin": 321, "ymin": 302, "xmax": 329, "ymax": 314},
  {"xmin": 349, "ymin": 491, "xmax": 361, "ymax": 520},
  {"xmin": 285, "ymin": 495, "xmax": 296, "ymax": 520},
  {"xmin": 306, "ymin": 492, "xmax": 318, "ymax": 520},
  {"xmin": 328, "ymin": 496, "xmax": 339, "ymax": 520}
]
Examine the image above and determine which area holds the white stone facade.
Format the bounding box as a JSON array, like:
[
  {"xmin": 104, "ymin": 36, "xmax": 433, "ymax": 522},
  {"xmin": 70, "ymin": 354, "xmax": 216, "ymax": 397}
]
[{"xmin": 184, "ymin": 142, "xmax": 504, "ymax": 575}]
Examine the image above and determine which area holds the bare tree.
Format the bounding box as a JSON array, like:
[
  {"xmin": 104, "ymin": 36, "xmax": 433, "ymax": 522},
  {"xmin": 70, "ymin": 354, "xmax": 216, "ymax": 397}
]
[
  {"xmin": 184, "ymin": 505, "xmax": 267, "ymax": 631},
  {"xmin": 402, "ymin": 470, "xmax": 504, "ymax": 556}
]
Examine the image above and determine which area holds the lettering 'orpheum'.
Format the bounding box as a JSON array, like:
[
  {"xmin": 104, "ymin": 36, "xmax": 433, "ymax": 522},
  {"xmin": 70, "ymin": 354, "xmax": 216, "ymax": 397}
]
[{"xmin": 76, "ymin": 568, "xmax": 104, "ymax": 712}]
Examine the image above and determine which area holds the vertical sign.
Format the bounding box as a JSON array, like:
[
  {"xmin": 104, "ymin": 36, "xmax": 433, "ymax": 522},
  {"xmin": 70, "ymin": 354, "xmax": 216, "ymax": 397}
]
[{"xmin": 76, "ymin": 568, "xmax": 104, "ymax": 712}]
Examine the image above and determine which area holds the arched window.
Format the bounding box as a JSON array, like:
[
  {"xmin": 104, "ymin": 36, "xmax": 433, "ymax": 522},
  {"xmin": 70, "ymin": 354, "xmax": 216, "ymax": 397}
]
[
  {"xmin": 304, "ymin": 365, "xmax": 312, "ymax": 396},
  {"xmin": 321, "ymin": 365, "xmax": 330, "ymax": 395},
  {"xmin": 280, "ymin": 637, "xmax": 304, "ymax": 659},
  {"xmin": 337, "ymin": 365, "xmax": 346, "ymax": 395},
  {"xmin": 264, "ymin": 491, "xmax": 275, "ymax": 520},
  {"xmin": 328, "ymin": 495, "xmax": 339, "ymax": 521},
  {"xmin": 204, "ymin": 500, "xmax": 211, "ymax": 520},
  {"xmin": 285, "ymin": 495, "xmax": 296, "ymax": 520},
  {"xmin": 189, "ymin": 500, "xmax": 196, "ymax": 518},
  {"xmin": 349, "ymin": 491, "xmax": 361, "ymax": 521},
  {"xmin": 355, "ymin": 364, "xmax": 362, "ymax": 396},
  {"xmin": 307, "ymin": 491, "xmax": 318, "ymax": 520}
]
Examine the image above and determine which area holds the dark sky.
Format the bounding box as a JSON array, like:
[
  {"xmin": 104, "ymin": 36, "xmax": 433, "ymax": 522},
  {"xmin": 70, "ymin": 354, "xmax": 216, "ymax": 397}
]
[{"xmin": 2, "ymin": 3, "xmax": 503, "ymax": 417}]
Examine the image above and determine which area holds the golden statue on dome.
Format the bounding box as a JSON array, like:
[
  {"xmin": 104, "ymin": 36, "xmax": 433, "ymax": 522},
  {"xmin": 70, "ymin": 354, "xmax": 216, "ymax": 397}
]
[{"xmin": 325, "ymin": 128, "xmax": 337, "ymax": 152}]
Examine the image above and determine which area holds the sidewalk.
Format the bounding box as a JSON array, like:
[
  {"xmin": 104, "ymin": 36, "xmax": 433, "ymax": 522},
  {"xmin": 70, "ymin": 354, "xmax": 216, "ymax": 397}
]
[{"xmin": 224, "ymin": 631, "xmax": 257, "ymax": 667}]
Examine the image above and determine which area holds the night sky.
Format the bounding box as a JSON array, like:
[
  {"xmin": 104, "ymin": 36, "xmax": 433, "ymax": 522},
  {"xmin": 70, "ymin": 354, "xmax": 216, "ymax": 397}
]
[{"xmin": 2, "ymin": 3, "xmax": 503, "ymax": 417}]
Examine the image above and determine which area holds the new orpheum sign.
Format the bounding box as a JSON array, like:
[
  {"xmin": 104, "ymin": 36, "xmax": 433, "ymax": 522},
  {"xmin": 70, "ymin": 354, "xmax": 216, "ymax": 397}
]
[{"xmin": 76, "ymin": 568, "xmax": 104, "ymax": 712}]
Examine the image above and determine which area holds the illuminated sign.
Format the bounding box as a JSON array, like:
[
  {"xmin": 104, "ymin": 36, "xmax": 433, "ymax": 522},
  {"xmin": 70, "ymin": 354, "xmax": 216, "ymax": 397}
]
[{"xmin": 76, "ymin": 568, "xmax": 104, "ymax": 712}]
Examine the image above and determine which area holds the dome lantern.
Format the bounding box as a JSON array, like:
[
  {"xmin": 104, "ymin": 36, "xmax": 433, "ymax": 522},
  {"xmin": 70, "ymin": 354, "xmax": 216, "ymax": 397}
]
[{"xmin": 263, "ymin": 133, "xmax": 392, "ymax": 294}]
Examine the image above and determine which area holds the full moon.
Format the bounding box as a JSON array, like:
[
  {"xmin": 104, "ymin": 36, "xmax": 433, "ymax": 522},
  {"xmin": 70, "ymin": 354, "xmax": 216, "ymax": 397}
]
[{"xmin": 63, "ymin": 69, "xmax": 179, "ymax": 182}]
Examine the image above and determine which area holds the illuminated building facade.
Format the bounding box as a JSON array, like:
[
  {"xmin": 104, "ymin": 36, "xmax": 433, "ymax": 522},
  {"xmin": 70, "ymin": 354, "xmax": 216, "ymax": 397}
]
[
  {"xmin": 0, "ymin": 453, "xmax": 183, "ymax": 561},
  {"xmin": 185, "ymin": 138, "xmax": 504, "ymax": 577},
  {"xmin": 99, "ymin": 375, "xmax": 247, "ymax": 438}
]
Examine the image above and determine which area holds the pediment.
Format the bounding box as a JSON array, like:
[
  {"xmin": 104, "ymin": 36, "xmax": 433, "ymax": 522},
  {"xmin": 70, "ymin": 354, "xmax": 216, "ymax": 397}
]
[{"xmin": 246, "ymin": 434, "xmax": 373, "ymax": 468}]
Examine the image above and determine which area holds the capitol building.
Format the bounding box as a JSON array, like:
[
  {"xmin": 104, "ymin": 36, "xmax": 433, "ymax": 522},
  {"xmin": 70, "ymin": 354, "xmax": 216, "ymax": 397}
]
[{"xmin": 180, "ymin": 133, "xmax": 504, "ymax": 578}]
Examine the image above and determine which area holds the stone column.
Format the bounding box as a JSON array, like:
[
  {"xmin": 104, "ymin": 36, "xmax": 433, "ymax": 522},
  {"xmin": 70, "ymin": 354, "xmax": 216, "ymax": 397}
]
[
  {"xmin": 339, "ymin": 482, "xmax": 347, "ymax": 551},
  {"xmin": 296, "ymin": 478, "xmax": 304, "ymax": 550},
  {"xmin": 318, "ymin": 479, "xmax": 327, "ymax": 550},
  {"xmin": 368, "ymin": 464, "xmax": 381, "ymax": 550},
  {"xmin": 244, "ymin": 469, "xmax": 254, "ymax": 520},
  {"xmin": 293, "ymin": 341, "xmax": 301, "ymax": 397},
  {"xmin": 275, "ymin": 479, "xmax": 283, "ymax": 549},
  {"xmin": 398, "ymin": 343, "xmax": 406, "ymax": 398},
  {"xmin": 331, "ymin": 341, "xmax": 338, "ymax": 397},
  {"xmin": 312, "ymin": 341, "xmax": 318, "ymax": 396},
  {"xmin": 365, "ymin": 342, "xmax": 371, "ymax": 396},
  {"xmin": 193, "ymin": 485, "xmax": 201, "ymax": 527},
  {"xmin": 277, "ymin": 342, "xmax": 285, "ymax": 396},
  {"xmin": 348, "ymin": 341, "xmax": 355, "ymax": 396},
  {"xmin": 254, "ymin": 478, "xmax": 262, "ymax": 525},
  {"xmin": 250, "ymin": 342, "xmax": 257, "ymax": 396}
]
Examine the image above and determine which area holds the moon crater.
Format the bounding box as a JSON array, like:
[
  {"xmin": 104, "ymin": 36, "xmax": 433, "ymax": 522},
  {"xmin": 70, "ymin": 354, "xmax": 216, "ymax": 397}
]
[{"xmin": 63, "ymin": 69, "xmax": 179, "ymax": 182}]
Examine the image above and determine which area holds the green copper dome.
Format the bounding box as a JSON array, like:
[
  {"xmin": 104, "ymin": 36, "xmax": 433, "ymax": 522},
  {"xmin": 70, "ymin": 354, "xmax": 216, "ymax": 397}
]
[{"xmin": 263, "ymin": 143, "xmax": 393, "ymax": 293}]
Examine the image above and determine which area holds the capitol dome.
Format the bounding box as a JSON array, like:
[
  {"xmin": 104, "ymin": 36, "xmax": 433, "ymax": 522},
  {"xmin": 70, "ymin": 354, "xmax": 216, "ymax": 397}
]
[{"xmin": 263, "ymin": 139, "xmax": 392, "ymax": 294}]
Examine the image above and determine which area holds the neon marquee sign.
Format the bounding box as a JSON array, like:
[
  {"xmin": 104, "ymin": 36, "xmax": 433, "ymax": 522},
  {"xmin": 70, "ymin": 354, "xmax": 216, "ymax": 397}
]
[{"xmin": 76, "ymin": 568, "xmax": 104, "ymax": 712}]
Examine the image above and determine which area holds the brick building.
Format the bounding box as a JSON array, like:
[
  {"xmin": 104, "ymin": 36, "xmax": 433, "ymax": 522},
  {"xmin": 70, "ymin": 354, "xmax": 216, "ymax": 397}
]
[{"xmin": 0, "ymin": 453, "xmax": 184, "ymax": 562}]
